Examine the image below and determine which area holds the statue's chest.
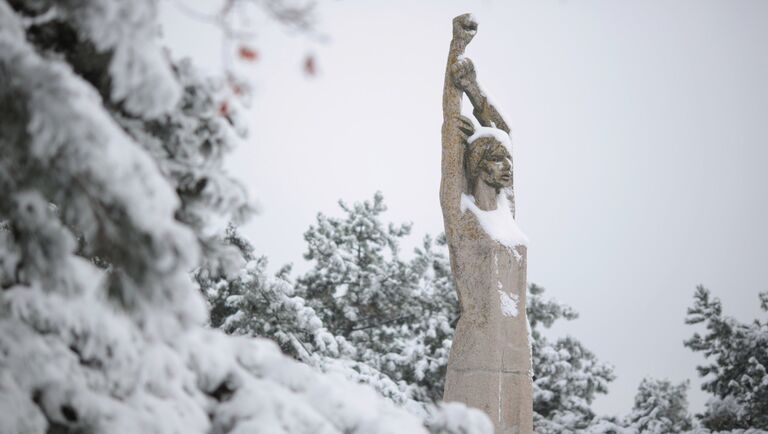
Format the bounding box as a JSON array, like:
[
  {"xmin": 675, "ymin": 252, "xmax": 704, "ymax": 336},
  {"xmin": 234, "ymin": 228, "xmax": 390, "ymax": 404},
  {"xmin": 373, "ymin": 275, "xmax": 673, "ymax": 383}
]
[{"xmin": 451, "ymin": 212, "xmax": 525, "ymax": 287}]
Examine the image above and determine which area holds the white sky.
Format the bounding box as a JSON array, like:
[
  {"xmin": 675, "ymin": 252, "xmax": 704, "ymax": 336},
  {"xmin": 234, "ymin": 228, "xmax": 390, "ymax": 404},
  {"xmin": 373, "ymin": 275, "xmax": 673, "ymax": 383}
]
[{"xmin": 162, "ymin": 0, "xmax": 768, "ymax": 417}]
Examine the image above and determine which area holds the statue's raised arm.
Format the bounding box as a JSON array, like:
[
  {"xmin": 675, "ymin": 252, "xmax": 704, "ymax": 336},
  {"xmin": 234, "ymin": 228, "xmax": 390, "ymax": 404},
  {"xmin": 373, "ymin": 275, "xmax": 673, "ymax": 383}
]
[
  {"xmin": 453, "ymin": 58, "xmax": 510, "ymax": 134},
  {"xmin": 440, "ymin": 14, "xmax": 478, "ymax": 238}
]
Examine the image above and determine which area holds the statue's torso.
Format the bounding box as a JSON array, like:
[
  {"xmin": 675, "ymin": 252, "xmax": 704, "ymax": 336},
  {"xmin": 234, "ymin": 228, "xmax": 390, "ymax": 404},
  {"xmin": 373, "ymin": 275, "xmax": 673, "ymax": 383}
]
[
  {"xmin": 443, "ymin": 211, "xmax": 533, "ymax": 434},
  {"xmin": 446, "ymin": 211, "xmax": 530, "ymax": 373}
]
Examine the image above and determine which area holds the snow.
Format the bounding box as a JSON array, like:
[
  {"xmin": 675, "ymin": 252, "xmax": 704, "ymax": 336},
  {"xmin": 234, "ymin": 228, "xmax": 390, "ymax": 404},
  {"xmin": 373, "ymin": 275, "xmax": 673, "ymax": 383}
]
[
  {"xmin": 460, "ymin": 193, "xmax": 528, "ymax": 248},
  {"xmin": 424, "ymin": 403, "xmax": 493, "ymax": 434},
  {"xmin": 468, "ymin": 126, "xmax": 512, "ymax": 151},
  {"xmin": 0, "ymin": 2, "xmax": 204, "ymax": 331},
  {"xmin": 498, "ymin": 291, "xmax": 519, "ymax": 317},
  {"xmin": 52, "ymin": 0, "xmax": 181, "ymax": 117}
]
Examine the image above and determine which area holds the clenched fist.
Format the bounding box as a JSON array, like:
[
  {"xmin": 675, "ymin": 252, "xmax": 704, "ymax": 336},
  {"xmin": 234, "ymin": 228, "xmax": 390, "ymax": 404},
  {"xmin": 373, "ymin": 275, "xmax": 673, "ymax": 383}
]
[
  {"xmin": 452, "ymin": 13, "xmax": 478, "ymax": 46},
  {"xmin": 451, "ymin": 56, "xmax": 477, "ymax": 92}
]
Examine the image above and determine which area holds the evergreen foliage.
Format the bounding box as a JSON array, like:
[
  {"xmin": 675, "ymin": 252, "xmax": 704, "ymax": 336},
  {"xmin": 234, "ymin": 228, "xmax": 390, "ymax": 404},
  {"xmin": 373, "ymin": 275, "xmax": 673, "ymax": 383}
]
[
  {"xmin": 197, "ymin": 225, "xmax": 351, "ymax": 362},
  {"xmin": 296, "ymin": 193, "xmax": 457, "ymax": 402},
  {"xmin": 624, "ymin": 378, "xmax": 693, "ymax": 434},
  {"xmin": 685, "ymin": 286, "xmax": 768, "ymax": 431},
  {"xmin": 528, "ymin": 282, "xmax": 616, "ymax": 433}
]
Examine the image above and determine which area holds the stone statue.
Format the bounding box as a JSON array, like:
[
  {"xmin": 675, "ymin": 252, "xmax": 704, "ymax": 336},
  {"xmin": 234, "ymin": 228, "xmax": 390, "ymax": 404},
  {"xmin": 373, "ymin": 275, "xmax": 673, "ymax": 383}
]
[{"xmin": 440, "ymin": 14, "xmax": 533, "ymax": 434}]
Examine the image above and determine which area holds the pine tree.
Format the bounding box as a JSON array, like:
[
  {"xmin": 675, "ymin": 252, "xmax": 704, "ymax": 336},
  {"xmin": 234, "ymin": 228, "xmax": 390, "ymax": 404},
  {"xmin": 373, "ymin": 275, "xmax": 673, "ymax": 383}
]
[
  {"xmin": 405, "ymin": 232, "xmax": 459, "ymax": 401},
  {"xmin": 685, "ymin": 286, "xmax": 768, "ymax": 431},
  {"xmin": 0, "ymin": 2, "xmax": 491, "ymax": 433},
  {"xmin": 297, "ymin": 192, "xmax": 414, "ymax": 340},
  {"xmin": 197, "ymin": 225, "xmax": 351, "ymax": 362},
  {"xmin": 528, "ymin": 284, "xmax": 617, "ymax": 433},
  {"xmin": 624, "ymin": 378, "xmax": 693, "ymax": 434},
  {"xmin": 296, "ymin": 192, "xmax": 454, "ymax": 402}
]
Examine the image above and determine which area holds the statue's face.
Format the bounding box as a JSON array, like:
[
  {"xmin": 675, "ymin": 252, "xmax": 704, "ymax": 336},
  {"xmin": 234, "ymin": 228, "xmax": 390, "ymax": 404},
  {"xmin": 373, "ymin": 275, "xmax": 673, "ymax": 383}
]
[{"xmin": 479, "ymin": 142, "xmax": 513, "ymax": 189}]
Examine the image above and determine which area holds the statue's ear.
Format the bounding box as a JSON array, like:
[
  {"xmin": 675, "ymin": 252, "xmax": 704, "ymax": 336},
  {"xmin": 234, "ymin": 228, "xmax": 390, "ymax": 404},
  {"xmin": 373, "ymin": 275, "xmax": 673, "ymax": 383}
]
[{"xmin": 458, "ymin": 115, "xmax": 475, "ymax": 139}]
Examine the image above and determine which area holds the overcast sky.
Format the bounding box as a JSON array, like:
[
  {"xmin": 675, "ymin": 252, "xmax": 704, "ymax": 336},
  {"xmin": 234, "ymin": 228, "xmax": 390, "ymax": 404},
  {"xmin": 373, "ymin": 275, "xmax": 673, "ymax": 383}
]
[{"xmin": 162, "ymin": 0, "xmax": 768, "ymax": 417}]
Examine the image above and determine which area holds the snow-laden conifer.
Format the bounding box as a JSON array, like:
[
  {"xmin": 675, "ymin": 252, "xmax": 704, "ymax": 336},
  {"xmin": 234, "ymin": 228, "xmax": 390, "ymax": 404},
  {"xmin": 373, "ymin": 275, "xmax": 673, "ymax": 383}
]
[
  {"xmin": 624, "ymin": 378, "xmax": 693, "ymax": 433},
  {"xmin": 685, "ymin": 286, "xmax": 768, "ymax": 431},
  {"xmin": 527, "ymin": 283, "xmax": 616, "ymax": 433}
]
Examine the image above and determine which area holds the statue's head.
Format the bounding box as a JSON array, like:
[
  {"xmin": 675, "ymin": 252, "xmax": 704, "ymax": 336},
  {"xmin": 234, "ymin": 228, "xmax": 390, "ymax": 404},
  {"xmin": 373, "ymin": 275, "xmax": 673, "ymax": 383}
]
[{"xmin": 465, "ymin": 136, "xmax": 513, "ymax": 190}]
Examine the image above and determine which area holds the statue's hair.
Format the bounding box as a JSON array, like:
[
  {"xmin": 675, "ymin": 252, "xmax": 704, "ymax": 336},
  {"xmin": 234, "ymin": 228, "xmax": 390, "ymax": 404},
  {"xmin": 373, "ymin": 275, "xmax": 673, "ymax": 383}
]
[{"xmin": 465, "ymin": 136, "xmax": 505, "ymax": 183}]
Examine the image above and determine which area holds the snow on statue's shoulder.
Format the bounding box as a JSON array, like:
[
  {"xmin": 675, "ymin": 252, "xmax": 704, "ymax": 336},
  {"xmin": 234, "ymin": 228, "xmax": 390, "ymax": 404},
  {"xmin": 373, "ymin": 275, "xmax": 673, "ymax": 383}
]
[{"xmin": 460, "ymin": 193, "xmax": 528, "ymax": 248}]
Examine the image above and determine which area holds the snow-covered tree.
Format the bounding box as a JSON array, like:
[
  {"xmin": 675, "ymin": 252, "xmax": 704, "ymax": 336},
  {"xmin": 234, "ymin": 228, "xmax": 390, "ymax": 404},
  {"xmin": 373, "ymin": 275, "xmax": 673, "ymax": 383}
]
[
  {"xmin": 527, "ymin": 284, "xmax": 617, "ymax": 433},
  {"xmin": 624, "ymin": 378, "xmax": 693, "ymax": 434},
  {"xmin": 583, "ymin": 287, "xmax": 768, "ymax": 434},
  {"xmin": 197, "ymin": 225, "xmax": 351, "ymax": 362},
  {"xmin": 685, "ymin": 286, "xmax": 768, "ymax": 431},
  {"xmin": 197, "ymin": 222, "xmax": 420, "ymax": 406},
  {"xmin": 297, "ymin": 192, "xmax": 414, "ymax": 339},
  {"xmin": 0, "ymin": 1, "xmax": 491, "ymax": 433},
  {"xmin": 405, "ymin": 232, "xmax": 460, "ymax": 401},
  {"xmin": 294, "ymin": 193, "xmax": 456, "ymax": 402}
]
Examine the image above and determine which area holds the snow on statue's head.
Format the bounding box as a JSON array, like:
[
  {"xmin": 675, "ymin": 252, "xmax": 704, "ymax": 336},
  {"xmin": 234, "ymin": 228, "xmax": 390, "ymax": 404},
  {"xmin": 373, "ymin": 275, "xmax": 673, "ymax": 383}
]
[{"xmin": 465, "ymin": 135, "xmax": 512, "ymax": 191}]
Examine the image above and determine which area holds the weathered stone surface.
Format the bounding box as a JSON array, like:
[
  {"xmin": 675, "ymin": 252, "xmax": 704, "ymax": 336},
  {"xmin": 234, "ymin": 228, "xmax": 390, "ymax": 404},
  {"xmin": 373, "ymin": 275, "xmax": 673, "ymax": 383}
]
[{"xmin": 440, "ymin": 13, "xmax": 533, "ymax": 434}]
